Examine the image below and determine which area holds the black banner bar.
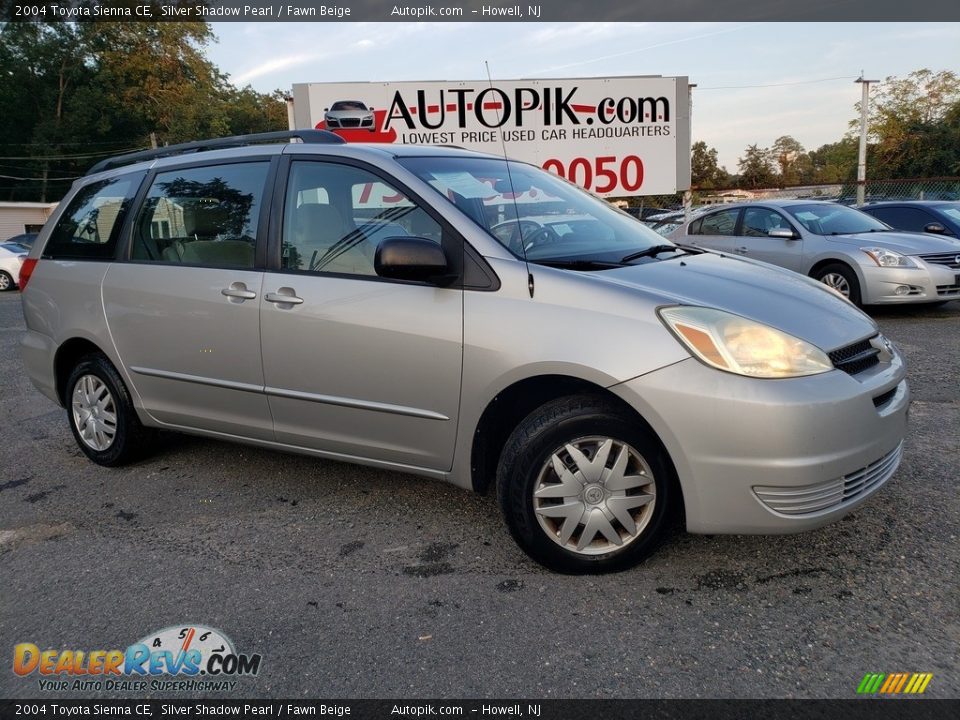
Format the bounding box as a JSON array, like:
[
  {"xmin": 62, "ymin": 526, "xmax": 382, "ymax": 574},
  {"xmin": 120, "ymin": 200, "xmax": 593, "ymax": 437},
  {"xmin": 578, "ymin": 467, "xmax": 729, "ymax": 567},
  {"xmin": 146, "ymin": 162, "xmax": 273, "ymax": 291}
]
[
  {"xmin": 3, "ymin": 0, "xmax": 960, "ymax": 22},
  {"xmin": 1, "ymin": 700, "xmax": 959, "ymax": 720}
]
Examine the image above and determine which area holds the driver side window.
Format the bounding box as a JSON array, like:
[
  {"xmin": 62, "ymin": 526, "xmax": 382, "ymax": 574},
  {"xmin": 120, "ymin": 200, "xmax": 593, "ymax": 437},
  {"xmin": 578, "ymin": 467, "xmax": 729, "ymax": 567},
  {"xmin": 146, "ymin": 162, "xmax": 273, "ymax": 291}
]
[
  {"xmin": 741, "ymin": 208, "xmax": 792, "ymax": 237},
  {"xmin": 283, "ymin": 161, "xmax": 442, "ymax": 277}
]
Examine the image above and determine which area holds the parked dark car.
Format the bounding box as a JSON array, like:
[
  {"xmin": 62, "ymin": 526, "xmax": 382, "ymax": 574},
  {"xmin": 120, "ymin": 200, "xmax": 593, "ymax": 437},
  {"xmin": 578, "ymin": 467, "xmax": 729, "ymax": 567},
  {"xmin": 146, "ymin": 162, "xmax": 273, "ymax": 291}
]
[
  {"xmin": 5, "ymin": 232, "xmax": 38, "ymax": 249},
  {"xmin": 862, "ymin": 201, "xmax": 960, "ymax": 238}
]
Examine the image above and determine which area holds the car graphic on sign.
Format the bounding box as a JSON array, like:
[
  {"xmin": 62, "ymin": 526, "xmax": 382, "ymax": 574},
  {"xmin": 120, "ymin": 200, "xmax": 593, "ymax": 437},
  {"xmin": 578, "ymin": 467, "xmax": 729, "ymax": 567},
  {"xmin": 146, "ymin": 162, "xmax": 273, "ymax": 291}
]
[{"xmin": 323, "ymin": 100, "xmax": 376, "ymax": 131}]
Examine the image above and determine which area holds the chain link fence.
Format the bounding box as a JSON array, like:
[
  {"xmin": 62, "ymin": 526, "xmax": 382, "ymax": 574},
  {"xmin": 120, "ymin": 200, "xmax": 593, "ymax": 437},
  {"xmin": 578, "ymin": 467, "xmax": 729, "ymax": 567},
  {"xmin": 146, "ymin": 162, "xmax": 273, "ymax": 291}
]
[{"xmin": 620, "ymin": 177, "xmax": 960, "ymax": 219}]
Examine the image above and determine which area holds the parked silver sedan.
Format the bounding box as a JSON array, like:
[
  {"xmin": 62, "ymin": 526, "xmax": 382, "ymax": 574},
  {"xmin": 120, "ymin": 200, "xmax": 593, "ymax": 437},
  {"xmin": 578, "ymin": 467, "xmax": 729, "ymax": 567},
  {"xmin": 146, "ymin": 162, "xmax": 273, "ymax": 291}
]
[{"xmin": 669, "ymin": 200, "xmax": 960, "ymax": 306}]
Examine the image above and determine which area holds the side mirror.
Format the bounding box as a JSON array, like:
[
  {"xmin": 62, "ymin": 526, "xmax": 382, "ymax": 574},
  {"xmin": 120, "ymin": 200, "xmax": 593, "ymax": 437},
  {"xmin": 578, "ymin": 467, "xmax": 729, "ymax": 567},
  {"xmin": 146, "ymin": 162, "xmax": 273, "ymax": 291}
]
[
  {"xmin": 375, "ymin": 237, "xmax": 454, "ymax": 284},
  {"xmin": 924, "ymin": 222, "xmax": 947, "ymax": 235},
  {"xmin": 768, "ymin": 228, "xmax": 798, "ymax": 239},
  {"xmin": 323, "ymin": 107, "xmax": 329, "ymax": 112}
]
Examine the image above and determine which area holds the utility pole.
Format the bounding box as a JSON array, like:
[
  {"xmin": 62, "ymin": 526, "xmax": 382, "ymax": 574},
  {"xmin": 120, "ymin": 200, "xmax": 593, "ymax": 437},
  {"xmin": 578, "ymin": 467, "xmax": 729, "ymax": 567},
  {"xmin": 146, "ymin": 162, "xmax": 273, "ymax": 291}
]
[
  {"xmin": 684, "ymin": 82, "xmax": 697, "ymax": 223},
  {"xmin": 855, "ymin": 74, "xmax": 878, "ymax": 207}
]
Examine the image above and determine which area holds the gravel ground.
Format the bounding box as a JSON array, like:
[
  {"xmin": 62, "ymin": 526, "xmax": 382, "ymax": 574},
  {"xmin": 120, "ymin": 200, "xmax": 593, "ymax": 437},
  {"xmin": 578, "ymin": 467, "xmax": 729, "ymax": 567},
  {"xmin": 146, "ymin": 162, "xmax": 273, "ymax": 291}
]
[{"xmin": 0, "ymin": 292, "xmax": 957, "ymax": 699}]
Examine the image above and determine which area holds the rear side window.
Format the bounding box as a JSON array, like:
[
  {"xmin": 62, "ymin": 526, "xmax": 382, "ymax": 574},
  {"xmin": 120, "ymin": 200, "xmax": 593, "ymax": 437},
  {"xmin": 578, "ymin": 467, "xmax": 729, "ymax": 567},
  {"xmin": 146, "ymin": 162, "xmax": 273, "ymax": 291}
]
[
  {"xmin": 692, "ymin": 208, "xmax": 740, "ymax": 236},
  {"xmin": 131, "ymin": 162, "xmax": 270, "ymax": 268},
  {"xmin": 44, "ymin": 175, "xmax": 139, "ymax": 260}
]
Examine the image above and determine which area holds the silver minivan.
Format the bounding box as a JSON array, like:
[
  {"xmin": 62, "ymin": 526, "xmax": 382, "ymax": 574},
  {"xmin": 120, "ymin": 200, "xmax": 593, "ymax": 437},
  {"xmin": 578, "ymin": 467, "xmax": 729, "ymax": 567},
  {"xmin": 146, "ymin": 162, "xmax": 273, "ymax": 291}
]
[{"xmin": 19, "ymin": 131, "xmax": 909, "ymax": 573}]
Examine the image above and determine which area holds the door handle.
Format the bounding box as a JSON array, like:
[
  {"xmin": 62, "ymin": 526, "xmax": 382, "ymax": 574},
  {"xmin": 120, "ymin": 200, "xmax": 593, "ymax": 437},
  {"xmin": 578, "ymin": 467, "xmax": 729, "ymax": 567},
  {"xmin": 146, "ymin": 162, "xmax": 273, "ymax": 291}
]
[
  {"xmin": 734, "ymin": 246, "xmax": 748, "ymax": 254},
  {"xmin": 265, "ymin": 289, "xmax": 304, "ymax": 306},
  {"xmin": 221, "ymin": 282, "xmax": 257, "ymax": 302}
]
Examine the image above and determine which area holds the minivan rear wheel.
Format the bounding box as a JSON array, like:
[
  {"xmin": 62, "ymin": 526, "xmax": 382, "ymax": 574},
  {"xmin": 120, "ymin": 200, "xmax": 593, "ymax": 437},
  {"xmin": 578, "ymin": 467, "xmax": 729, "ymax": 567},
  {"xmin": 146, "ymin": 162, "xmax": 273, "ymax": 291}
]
[
  {"xmin": 66, "ymin": 354, "xmax": 156, "ymax": 466},
  {"xmin": 497, "ymin": 395, "xmax": 673, "ymax": 573}
]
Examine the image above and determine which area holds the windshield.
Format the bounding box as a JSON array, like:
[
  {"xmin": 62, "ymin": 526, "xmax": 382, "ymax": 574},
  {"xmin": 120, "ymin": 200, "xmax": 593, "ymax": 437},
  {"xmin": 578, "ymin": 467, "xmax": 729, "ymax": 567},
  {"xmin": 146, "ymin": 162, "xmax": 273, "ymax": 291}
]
[
  {"xmin": 330, "ymin": 101, "xmax": 367, "ymax": 111},
  {"xmin": 398, "ymin": 156, "xmax": 672, "ymax": 264},
  {"xmin": 938, "ymin": 206, "xmax": 960, "ymax": 222},
  {"xmin": 785, "ymin": 203, "xmax": 892, "ymax": 235}
]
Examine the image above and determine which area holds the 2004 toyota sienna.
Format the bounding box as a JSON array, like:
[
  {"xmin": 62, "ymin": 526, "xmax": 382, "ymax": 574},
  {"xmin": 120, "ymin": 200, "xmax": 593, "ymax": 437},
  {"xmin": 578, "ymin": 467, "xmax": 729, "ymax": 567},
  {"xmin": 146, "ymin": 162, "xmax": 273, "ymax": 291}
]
[{"xmin": 19, "ymin": 130, "xmax": 909, "ymax": 573}]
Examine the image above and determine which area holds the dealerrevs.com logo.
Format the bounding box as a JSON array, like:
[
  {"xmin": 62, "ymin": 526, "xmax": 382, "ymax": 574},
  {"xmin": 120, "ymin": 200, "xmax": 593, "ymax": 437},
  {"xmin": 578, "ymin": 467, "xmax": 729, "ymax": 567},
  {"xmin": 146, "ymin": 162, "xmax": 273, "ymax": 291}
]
[{"xmin": 13, "ymin": 625, "xmax": 262, "ymax": 693}]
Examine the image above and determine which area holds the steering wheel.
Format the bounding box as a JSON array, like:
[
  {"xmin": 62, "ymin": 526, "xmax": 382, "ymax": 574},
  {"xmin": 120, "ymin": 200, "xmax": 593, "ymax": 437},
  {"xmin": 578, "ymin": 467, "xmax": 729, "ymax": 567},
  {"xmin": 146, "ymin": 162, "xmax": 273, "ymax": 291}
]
[{"xmin": 519, "ymin": 226, "xmax": 558, "ymax": 253}]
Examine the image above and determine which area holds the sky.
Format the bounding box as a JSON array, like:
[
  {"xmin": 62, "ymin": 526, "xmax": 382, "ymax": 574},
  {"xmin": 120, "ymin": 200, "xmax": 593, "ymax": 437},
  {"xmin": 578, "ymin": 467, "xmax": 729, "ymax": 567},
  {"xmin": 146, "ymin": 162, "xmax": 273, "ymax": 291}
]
[{"xmin": 205, "ymin": 22, "xmax": 960, "ymax": 170}]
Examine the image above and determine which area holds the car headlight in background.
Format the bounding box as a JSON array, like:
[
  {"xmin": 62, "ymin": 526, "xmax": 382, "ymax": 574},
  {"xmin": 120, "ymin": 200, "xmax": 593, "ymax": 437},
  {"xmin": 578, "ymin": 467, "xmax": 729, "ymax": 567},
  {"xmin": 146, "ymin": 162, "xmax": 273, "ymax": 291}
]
[
  {"xmin": 861, "ymin": 247, "xmax": 918, "ymax": 268},
  {"xmin": 658, "ymin": 306, "xmax": 833, "ymax": 379}
]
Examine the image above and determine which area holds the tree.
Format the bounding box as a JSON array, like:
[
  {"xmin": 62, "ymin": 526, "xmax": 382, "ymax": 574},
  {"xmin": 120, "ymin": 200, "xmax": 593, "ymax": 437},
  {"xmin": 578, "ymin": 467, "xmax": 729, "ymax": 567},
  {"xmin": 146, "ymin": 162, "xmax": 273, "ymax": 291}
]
[
  {"xmin": 0, "ymin": 22, "xmax": 287, "ymax": 202},
  {"xmin": 807, "ymin": 139, "xmax": 858, "ymax": 183},
  {"xmin": 691, "ymin": 140, "xmax": 729, "ymax": 189},
  {"xmin": 855, "ymin": 69, "xmax": 960, "ymax": 179},
  {"xmin": 771, "ymin": 135, "xmax": 813, "ymax": 186},
  {"xmin": 737, "ymin": 144, "xmax": 774, "ymax": 189}
]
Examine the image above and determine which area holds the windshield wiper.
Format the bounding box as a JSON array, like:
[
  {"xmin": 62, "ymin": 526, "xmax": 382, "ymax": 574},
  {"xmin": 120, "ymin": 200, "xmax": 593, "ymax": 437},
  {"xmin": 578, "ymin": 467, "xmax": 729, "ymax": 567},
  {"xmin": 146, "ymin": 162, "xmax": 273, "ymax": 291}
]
[
  {"xmin": 620, "ymin": 244, "xmax": 685, "ymax": 263},
  {"xmin": 831, "ymin": 229, "xmax": 885, "ymax": 235},
  {"xmin": 536, "ymin": 259, "xmax": 625, "ymax": 270}
]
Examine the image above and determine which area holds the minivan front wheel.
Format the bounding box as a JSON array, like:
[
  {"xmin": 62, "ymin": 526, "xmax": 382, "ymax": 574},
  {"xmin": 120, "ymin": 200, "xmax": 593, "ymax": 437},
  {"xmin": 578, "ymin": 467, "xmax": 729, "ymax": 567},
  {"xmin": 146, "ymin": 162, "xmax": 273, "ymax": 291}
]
[
  {"xmin": 497, "ymin": 395, "xmax": 673, "ymax": 573},
  {"xmin": 66, "ymin": 354, "xmax": 155, "ymax": 466}
]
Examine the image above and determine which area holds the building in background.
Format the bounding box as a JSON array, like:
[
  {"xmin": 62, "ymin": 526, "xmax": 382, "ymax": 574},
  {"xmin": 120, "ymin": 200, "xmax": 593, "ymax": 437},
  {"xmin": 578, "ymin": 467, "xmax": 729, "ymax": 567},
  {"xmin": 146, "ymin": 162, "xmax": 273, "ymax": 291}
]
[{"xmin": 0, "ymin": 202, "xmax": 58, "ymax": 241}]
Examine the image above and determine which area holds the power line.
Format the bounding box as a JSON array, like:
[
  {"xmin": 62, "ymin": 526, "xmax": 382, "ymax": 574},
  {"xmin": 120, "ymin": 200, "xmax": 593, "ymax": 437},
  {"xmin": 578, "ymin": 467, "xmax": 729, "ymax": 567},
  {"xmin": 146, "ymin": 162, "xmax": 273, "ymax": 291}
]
[
  {"xmin": 0, "ymin": 140, "xmax": 149, "ymax": 147},
  {"xmin": 0, "ymin": 146, "xmax": 147, "ymax": 161},
  {"xmin": 0, "ymin": 173, "xmax": 83, "ymax": 181},
  {"xmin": 699, "ymin": 76, "xmax": 858, "ymax": 90}
]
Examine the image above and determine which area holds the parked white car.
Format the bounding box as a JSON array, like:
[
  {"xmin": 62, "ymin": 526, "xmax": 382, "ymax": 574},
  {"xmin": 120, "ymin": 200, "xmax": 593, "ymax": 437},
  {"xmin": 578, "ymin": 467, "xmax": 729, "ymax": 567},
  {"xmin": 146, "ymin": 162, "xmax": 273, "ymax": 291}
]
[{"xmin": 0, "ymin": 241, "xmax": 28, "ymax": 291}]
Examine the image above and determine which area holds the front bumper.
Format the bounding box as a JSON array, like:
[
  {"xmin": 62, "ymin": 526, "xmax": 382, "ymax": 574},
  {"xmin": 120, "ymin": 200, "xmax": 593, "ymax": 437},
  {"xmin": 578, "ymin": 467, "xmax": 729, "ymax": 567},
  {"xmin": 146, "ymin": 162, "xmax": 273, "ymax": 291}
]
[
  {"xmin": 610, "ymin": 350, "xmax": 909, "ymax": 534},
  {"xmin": 325, "ymin": 115, "xmax": 375, "ymax": 129},
  {"xmin": 860, "ymin": 260, "xmax": 960, "ymax": 304}
]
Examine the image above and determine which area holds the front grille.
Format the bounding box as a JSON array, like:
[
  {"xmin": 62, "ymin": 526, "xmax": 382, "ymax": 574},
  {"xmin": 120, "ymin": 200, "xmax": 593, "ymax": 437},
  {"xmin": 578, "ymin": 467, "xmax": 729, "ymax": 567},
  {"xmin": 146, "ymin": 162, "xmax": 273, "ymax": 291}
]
[
  {"xmin": 919, "ymin": 252, "xmax": 960, "ymax": 269},
  {"xmin": 829, "ymin": 337, "xmax": 881, "ymax": 375},
  {"xmin": 340, "ymin": 118, "xmax": 361, "ymax": 127},
  {"xmin": 936, "ymin": 281, "xmax": 960, "ymax": 297},
  {"xmin": 754, "ymin": 442, "xmax": 903, "ymax": 517}
]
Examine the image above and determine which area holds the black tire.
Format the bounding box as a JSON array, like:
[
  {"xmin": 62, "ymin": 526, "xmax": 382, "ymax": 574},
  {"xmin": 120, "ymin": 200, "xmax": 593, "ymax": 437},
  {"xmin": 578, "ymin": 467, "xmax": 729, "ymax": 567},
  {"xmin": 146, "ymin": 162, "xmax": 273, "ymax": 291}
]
[
  {"xmin": 813, "ymin": 262, "xmax": 862, "ymax": 306},
  {"xmin": 65, "ymin": 353, "xmax": 156, "ymax": 466},
  {"xmin": 0, "ymin": 270, "xmax": 14, "ymax": 292},
  {"xmin": 497, "ymin": 394, "xmax": 675, "ymax": 574}
]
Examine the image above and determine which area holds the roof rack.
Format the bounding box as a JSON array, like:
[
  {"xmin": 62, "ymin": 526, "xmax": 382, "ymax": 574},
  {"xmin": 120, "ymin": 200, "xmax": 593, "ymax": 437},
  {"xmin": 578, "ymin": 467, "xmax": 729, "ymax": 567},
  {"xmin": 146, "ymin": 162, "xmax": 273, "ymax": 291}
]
[{"xmin": 86, "ymin": 129, "xmax": 345, "ymax": 175}]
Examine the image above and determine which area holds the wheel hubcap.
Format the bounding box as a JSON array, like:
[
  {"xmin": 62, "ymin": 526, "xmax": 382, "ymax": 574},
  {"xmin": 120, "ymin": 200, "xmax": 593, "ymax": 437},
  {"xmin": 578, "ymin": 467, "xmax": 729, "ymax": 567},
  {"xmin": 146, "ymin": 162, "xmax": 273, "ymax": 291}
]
[
  {"xmin": 71, "ymin": 375, "xmax": 117, "ymax": 452},
  {"xmin": 533, "ymin": 436, "xmax": 657, "ymax": 556},
  {"xmin": 820, "ymin": 273, "xmax": 850, "ymax": 297},
  {"xmin": 0, "ymin": 274, "xmax": 9, "ymax": 290}
]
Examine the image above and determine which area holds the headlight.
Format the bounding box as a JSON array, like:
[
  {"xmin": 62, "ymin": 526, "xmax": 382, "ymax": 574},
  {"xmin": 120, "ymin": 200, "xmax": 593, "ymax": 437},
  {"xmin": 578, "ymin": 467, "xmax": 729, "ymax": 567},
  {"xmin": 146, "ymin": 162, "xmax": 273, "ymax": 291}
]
[
  {"xmin": 658, "ymin": 306, "xmax": 833, "ymax": 378},
  {"xmin": 861, "ymin": 247, "xmax": 918, "ymax": 268}
]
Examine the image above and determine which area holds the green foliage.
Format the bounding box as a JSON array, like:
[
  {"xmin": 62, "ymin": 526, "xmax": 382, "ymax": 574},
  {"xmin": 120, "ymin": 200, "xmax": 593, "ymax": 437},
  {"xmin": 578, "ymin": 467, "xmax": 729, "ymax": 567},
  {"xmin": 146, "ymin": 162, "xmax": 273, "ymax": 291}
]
[
  {"xmin": 0, "ymin": 22, "xmax": 287, "ymax": 201},
  {"xmin": 691, "ymin": 141, "xmax": 729, "ymax": 189},
  {"xmin": 736, "ymin": 144, "xmax": 774, "ymax": 189},
  {"xmin": 860, "ymin": 69, "xmax": 960, "ymax": 180},
  {"xmin": 725, "ymin": 69, "xmax": 959, "ymax": 191}
]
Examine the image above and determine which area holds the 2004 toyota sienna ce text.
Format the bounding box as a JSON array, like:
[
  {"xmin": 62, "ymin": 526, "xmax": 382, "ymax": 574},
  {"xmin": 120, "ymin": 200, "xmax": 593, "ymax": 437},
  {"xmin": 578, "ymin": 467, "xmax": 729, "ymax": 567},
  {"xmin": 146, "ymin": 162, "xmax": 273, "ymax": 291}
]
[{"xmin": 18, "ymin": 130, "xmax": 909, "ymax": 573}]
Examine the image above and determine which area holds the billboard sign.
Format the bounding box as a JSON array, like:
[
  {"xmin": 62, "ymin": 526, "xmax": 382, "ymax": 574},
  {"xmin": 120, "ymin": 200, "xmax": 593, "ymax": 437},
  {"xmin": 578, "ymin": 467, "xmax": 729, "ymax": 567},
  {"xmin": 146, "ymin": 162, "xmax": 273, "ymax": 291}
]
[{"xmin": 291, "ymin": 76, "xmax": 691, "ymax": 197}]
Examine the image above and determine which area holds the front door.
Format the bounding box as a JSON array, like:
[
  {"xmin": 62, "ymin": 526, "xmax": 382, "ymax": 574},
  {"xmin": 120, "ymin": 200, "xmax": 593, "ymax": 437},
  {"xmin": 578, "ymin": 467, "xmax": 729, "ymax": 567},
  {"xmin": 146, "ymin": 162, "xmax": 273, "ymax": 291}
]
[
  {"xmin": 734, "ymin": 206, "xmax": 804, "ymax": 271},
  {"xmin": 259, "ymin": 159, "xmax": 463, "ymax": 471}
]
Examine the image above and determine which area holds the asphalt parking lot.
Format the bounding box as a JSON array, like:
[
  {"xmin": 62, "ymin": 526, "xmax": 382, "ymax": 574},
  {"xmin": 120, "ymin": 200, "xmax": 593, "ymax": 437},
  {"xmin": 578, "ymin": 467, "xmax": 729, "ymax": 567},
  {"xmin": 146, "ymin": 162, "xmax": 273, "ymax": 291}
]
[{"xmin": 0, "ymin": 291, "xmax": 957, "ymax": 699}]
